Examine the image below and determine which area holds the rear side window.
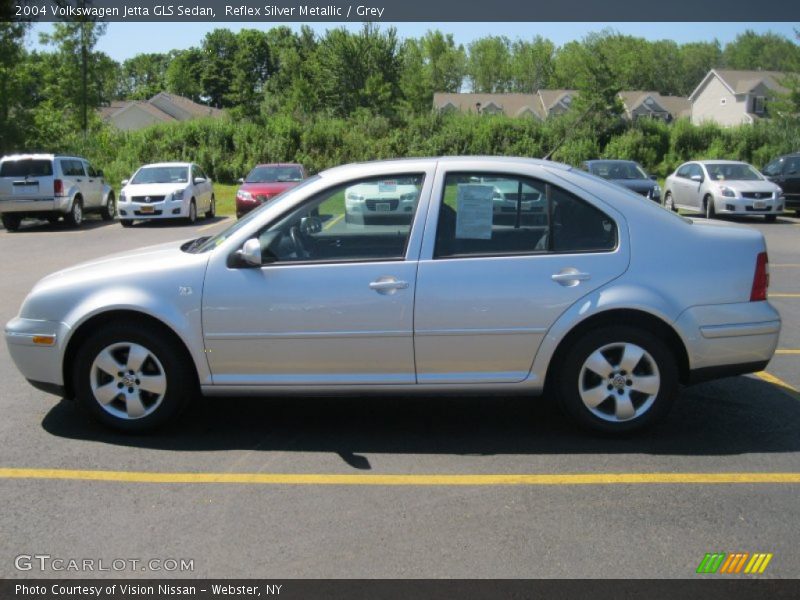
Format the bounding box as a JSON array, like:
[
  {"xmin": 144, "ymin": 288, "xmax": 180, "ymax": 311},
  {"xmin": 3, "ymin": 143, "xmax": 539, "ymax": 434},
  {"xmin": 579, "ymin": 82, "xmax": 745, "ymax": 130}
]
[
  {"xmin": 0, "ymin": 159, "xmax": 53, "ymax": 177},
  {"xmin": 786, "ymin": 158, "xmax": 800, "ymax": 175},
  {"xmin": 60, "ymin": 160, "xmax": 85, "ymax": 177},
  {"xmin": 434, "ymin": 172, "xmax": 617, "ymax": 258}
]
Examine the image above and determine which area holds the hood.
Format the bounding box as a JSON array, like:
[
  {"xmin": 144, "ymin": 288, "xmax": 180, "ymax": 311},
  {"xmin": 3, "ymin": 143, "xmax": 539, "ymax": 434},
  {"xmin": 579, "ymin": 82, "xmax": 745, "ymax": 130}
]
[
  {"xmin": 610, "ymin": 179, "xmax": 656, "ymax": 193},
  {"xmin": 240, "ymin": 181, "xmax": 300, "ymax": 196},
  {"xmin": 123, "ymin": 182, "xmax": 187, "ymax": 197}
]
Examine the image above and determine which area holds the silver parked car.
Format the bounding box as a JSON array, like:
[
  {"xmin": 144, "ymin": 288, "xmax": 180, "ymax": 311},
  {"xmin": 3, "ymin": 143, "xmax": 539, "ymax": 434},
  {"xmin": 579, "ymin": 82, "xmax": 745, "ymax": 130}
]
[
  {"xmin": 5, "ymin": 157, "xmax": 780, "ymax": 434},
  {"xmin": 117, "ymin": 162, "xmax": 215, "ymax": 226},
  {"xmin": 664, "ymin": 160, "xmax": 784, "ymax": 222},
  {"xmin": 0, "ymin": 154, "xmax": 115, "ymax": 231}
]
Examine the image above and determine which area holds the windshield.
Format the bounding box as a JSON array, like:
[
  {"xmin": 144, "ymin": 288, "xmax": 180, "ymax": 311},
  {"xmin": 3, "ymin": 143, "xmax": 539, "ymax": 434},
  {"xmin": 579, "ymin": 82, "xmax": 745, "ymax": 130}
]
[
  {"xmin": 0, "ymin": 159, "xmax": 53, "ymax": 177},
  {"xmin": 590, "ymin": 162, "xmax": 648, "ymax": 180},
  {"xmin": 189, "ymin": 175, "xmax": 321, "ymax": 253},
  {"xmin": 705, "ymin": 163, "xmax": 763, "ymax": 181},
  {"xmin": 131, "ymin": 166, "xmax": 189, "ymax": 185},
  {"xmin": 246, "ymin": 165, "xmax": 304, "ymax": 183}
]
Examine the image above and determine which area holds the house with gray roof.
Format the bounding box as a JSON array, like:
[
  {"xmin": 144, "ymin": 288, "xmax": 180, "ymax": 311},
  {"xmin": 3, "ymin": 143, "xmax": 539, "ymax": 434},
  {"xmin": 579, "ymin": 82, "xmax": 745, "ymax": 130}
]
[
  {"xmin": 617, "ymin": 91, "xmax": 691, "ymax": 122},
  {"xmin": 689, "ymin": 69, "xmax": 788, "ymax": 126},
  {"xmin": 98, "ymin": 93, "xmax": 224, "ymax": 131}
]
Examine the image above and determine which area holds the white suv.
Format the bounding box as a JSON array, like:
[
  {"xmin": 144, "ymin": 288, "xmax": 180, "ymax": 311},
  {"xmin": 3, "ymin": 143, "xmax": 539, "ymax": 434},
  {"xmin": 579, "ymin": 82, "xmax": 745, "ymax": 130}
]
[{"xmin": 0, "ymin": 154, "xmax": 115, "ymax": 231}]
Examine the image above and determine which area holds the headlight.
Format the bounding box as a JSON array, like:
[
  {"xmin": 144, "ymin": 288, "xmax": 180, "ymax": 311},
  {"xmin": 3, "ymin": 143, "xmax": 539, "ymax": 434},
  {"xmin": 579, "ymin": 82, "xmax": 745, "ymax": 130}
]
[
  {"xmin": 119, "ymin": 191, "xmax": 126, "ymax": 202},
  {"xmin": 172, "ymin": 189, "xmax": 185, "ymax": 201},
  {"xmin": 774, "ymin": 190, "xmax": 782, "ymax": 199},
  {"xmin": 346, "ymin": 192, "xmax": 364, "ymax": 201},
  {"xmin": 236, "ymin": 191, "xmax": 253, "ymax": 202},
  {"xmin": 719, "ymin": 186, "xmax": 736, "ymax": 198},
  {"xmin": 400, "ymin": 192, "xmax": 417, "ymax": 202}
]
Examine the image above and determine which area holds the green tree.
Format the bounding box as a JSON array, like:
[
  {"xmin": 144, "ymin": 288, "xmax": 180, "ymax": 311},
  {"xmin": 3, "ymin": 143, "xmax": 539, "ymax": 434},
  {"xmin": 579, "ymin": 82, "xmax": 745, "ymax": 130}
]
[
  {"xmin": 510, "ymin": 36, "xmax": 555, "ymax": 93},
  {"xmin": 722, "ymin": 30, "xmax": 800, "ymax": 72},
  {"xmin": 119, "ymin": 52, "xmax": 172, "ymax": 100},
  {"xmin": 679, "ymin": 41, "xmax": 722, "ymax": 95},
  {"xmin": 467, "ymin": 36, "xmax": 512, "ymax": 92},
  {"xmin": 0, "ymin": 21, "xmax": 30, "ymax": 152},
  {"xmin": 166, "ymin": 48, "xmax": 204, "ymax": 101}
]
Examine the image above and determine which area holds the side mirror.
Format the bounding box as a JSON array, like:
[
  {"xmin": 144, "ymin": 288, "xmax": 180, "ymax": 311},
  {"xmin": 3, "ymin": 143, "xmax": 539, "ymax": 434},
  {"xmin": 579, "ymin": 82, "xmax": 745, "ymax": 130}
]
[
  {"xmin": 238, "ymin": 177, "xmax": 245, "ymax": 184},
  {"xmin": 121, "ymin": 179, "xmax": 129, "ymax": 186},
  {"xmin": 690, "ymin": 174, "xmax": 703, "ymax": 182},
  {"xmin": 236, "ymin": 238, "xmax": 262, "ymax": 267},
  {"xmin": 194, "ymin": 177, "xmax": 206, "ymax": 185}
]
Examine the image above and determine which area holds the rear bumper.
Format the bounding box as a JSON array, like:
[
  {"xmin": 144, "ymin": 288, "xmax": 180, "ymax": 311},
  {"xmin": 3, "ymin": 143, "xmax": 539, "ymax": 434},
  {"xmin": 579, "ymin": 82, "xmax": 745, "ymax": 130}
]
[
  {"xmin": 676, "ymin": 302, "xmax": 780, "ymax": 375},
  {"xmin": 0, "ymin": 196, "xmax": 70, "ymax": 214}
]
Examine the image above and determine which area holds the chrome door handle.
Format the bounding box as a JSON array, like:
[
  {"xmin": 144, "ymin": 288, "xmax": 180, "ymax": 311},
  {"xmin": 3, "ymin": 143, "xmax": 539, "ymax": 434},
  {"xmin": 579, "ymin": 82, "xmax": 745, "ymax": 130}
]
[
  {"xmin": 551, "ymin": 269, "xmax": 591, "ymax": 287},
  {"xmin": 369, "ymin": 278, "xmax": 409, "ymax": 295}
]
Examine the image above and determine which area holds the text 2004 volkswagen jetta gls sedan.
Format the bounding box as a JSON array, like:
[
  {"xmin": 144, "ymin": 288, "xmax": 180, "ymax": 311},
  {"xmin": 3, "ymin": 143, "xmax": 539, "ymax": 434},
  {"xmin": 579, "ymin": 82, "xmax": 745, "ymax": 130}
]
[{"xmin": 5, "ymin": 158, "xmax": 781, "ymax": 434}]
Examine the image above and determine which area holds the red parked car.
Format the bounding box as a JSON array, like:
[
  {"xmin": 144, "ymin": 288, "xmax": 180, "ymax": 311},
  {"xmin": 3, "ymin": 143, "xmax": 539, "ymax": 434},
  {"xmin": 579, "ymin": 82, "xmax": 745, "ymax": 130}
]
[{"xmin": 235, "ymin": 163, "xmax": 307, "ymax": 218}]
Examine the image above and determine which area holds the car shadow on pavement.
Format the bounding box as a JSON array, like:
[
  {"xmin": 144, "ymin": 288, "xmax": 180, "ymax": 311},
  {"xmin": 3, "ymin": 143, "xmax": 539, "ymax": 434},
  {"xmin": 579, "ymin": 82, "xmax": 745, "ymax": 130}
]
[
  {"xmin": 1, "ymin": 218, "xmax": 116, "ymax": 234},
  {"xmin": 41, "ymin": 374, "xmax": 800, "ymax": 464},
  {"xmin": 123, "ymin": 216, "xmax": 227, "ymax": 228}
]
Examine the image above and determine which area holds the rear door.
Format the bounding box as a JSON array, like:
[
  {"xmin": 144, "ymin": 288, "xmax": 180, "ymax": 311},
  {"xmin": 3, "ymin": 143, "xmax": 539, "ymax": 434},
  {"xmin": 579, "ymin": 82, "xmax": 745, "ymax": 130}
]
[
  {"xmin": 783, "ymin": 157, "xmax": 800, "ymax": 200},
  {"xmin": 413, "ymin": 163, "xmax": 629, "ymax": 384}
]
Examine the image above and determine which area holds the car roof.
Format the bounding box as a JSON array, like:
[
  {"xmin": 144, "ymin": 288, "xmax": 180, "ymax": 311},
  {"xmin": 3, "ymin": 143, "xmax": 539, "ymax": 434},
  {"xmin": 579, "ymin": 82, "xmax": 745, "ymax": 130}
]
[
  {"xmin": 1, "ymin": 154, "xmax": 83, "ymax": 161},
  {"xmin": 138, "ymin": 162, "xmax": 192, "ymax": 168},
  {"xmin": 695, "ymin": 160, "xmax": 750, "ymax": 165},
  {"xmin": 253, "ymin": 163, "xmax": 303, "ymax": 168},
  {"xmin": 319, "ymin": 156, "xmax": 572, "ymax": 178},
  {"xmin": 584, "ymin": 159, "xmax": 639, "ymax": 165}
]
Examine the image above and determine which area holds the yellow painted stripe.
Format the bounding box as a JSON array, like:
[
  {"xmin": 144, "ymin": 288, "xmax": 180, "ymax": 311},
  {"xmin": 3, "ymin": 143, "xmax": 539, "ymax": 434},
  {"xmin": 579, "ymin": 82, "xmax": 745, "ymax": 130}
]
[
  {"xmin": 323, "ymin": 214, "xmax": 344, "ymax": 230},
  {"xmin": 775, "ymin": 349, "xmax": 800, "ymax": 355},
  {"xmin": 769, "ymin": 293, "xmax": 800, "ymax": 298},
  {"xmin": 749, "ymin": 554, "xmax": 766, "ymax": 573},
  {"xmin": 758, "ymin": 554, "xmax": 773, "ymax": 573},
  {"xmin": 1, "ymin": 469, "xmax": 800, "ymax": 486},
  {"xmin": 197, "ymin": 217, "xmax": 230, "ymax": 232},
  {"xmin": 744, "ymin": 554, "xmax": 759, "ymax": 574},
  {"xmin": 754, "ymin": 371, "xmax": 800, "ymax": 402}
]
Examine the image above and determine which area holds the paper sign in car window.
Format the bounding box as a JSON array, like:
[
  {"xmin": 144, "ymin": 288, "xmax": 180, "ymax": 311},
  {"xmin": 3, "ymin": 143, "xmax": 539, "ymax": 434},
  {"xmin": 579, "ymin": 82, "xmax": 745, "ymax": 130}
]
[
  {"xmin": 456, "ymin": 184, "xmax": 494, "ymax": 240},
  {"xmin": 378, "ymin": 180, "xmax": 397, "ymax": 193}
]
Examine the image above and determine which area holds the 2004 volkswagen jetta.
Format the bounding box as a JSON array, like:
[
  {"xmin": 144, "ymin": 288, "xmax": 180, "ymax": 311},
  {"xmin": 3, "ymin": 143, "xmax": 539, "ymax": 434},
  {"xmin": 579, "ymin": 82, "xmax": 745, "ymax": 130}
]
[{"xmin": 5, "ymin": 157, "xmax": 781, "ymax": 433}]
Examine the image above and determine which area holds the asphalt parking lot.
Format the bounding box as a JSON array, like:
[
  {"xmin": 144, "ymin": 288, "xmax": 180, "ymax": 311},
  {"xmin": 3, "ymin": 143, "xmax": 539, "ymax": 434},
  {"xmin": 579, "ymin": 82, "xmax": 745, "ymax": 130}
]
[{"xmin": 1, "ymin": 213, "xmax": 799, "ymax": 579}]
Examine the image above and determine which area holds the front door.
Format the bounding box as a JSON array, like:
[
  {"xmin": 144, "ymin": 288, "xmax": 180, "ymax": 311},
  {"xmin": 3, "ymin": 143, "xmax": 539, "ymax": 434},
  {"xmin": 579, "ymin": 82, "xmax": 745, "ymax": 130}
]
[
  {"xmin": 202, "ymin": 172, "xmax": 428, "ymax": 386},
  {"xmin": 413, "ymin": 166, "xmax": 629, "ymax": 384}
]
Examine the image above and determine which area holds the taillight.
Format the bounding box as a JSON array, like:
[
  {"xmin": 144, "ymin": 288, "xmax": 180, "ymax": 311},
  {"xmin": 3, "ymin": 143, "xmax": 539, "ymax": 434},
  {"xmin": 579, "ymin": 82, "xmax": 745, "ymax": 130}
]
[
  {"xmin": 750, "ymin": 251, "xmax": 769, "ymax": 301},
  {"xmin": 53, "ymin": 179, "xmax": 63, "ymax": 195}
]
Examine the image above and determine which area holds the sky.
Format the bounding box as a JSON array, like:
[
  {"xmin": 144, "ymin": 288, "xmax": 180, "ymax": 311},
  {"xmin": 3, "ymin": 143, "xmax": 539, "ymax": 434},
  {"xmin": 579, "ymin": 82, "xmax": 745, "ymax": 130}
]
[{"xmin": 28, "ymin": 22, "xmax": 799, "ymax": 62}]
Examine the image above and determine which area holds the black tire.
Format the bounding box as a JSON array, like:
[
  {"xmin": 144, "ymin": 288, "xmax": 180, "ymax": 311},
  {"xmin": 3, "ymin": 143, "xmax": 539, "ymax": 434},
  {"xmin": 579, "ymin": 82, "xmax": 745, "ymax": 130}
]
[
  {"xmin": 64, "ymin": 197, "xmax": 83, "ymax": 227},
  {"xmin": 555, "ymin": 325, "xmax": 679, "ymax": 434},
  {"xmin": 187, "ymin": 200, "xmax": 197, "ymax": 224},
  {"xmin": 72, "ymin": 322, "xmax": 196, "ymax": 432},
  {"xmin": 704, "ymin": 195, "xmax": 715, "ymax": 219},
  {"xmin": 119, "ymin": 219, "xmax": 133, "ymax": 228},
  {"xmin": 764, "ymin": 214, "xmax": 777, "ymax": 223},
  {"xmin": 2, "ymin": 214, "xmax": 22, "ymax": 231},
  {"xmin": 663, "ymin": 192, "xmax": 677, "ymax": 212},
  {"xmin": 101, "ymin": 194, "xmax": 116, "ymax": 221},
  {"xmin": 46, "ymin": 215, "xmax": 60, "ymax": 224},
  {"xmin": 205, "ymin": 195, "xmax": 216, "ymax": 219}
]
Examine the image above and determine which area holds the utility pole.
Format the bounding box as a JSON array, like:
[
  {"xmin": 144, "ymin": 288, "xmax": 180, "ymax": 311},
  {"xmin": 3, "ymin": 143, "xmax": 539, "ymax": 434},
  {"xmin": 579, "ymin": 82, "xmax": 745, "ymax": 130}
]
[{"xmin": 81, "ymin": 16, "xmax": 88, "ymax": 136}]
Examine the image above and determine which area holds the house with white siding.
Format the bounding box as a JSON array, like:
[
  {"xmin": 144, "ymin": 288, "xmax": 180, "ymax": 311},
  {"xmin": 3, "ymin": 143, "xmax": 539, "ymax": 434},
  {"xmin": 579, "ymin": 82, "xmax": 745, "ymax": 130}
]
[{"xmin": 689, "ymin": 70, "xmax": 788, "ymax": 126}]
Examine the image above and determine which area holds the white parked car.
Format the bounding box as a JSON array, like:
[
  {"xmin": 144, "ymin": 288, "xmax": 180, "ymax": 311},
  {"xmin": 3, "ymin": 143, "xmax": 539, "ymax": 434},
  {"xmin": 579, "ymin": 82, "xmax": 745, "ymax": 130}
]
[
  {"xmin": 663, "ymin": 160, "xmax": 784, "ymax": 222},
  {"xmin": 0, "ymin": 154, "xmax": 115, "ymax": 231},
  {"xmin": 5, "ymin": 157, "xmax": 780, "ymax": 434},
  {"xmin": 117, "ymin": 162, "xmax": 215, "ymax": 227},
  {"xmin": 344, "ymin": 177, "xmax": 419, "ymax": 224}
]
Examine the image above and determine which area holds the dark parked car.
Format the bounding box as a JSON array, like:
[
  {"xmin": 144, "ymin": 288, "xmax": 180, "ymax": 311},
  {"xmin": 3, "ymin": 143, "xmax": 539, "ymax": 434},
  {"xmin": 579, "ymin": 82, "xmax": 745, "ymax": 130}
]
[
  {"xmin": 235, "ymin": 163, "xmax": 307, "ymax": 218},
  {"xmin": 762, "ymin": 153, "xmax": 800, "ymax": 215},
  {"xmin": 581, "ymin": 160, "xmax": 661, "ymax": 202}
]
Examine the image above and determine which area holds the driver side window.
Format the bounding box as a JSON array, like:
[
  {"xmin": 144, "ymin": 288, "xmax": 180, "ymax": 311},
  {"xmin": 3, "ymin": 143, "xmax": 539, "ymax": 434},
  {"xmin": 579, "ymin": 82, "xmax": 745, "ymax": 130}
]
[{"xmin": 255, "ymin": 174, "xmax": 424, "ymax": 264}]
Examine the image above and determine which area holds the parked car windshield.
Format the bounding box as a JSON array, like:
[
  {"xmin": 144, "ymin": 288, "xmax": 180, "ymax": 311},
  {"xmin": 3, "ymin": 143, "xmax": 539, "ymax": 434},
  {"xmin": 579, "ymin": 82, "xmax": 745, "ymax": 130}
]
[
  {"xmin": 188, "ymin": 175, "xmax": 321, "ymax": 253},
  {"xmin": 246, "ymin": 165, "xmax": 304, "ymax": 183},
  {"xmin": 589, "ymin": 162, "xmax": 648, "ymax": 180},
  {"xmin": 0, "ymin": 159, "xmax": 53, "ymax": 177},
  {"xmin": 705, "ymin": 163, "xmax": 763, "ymax": 181},
  {"xmin": 131, "ymin": 166, "xmax": 189, "ymax": 184}
]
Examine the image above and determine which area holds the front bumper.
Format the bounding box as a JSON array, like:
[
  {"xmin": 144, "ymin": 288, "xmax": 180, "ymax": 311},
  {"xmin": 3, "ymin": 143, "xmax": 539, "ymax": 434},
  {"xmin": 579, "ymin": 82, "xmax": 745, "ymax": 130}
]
[
  {"xmin": 118, "ymin": 199, "xmax": 188, "ymax": 219},
  {"xmin": 5, "ymin": 317, "xmax": 70, "ymax": 387},
  {"xmin": 713, "ymin": 196, "xmax": 782, "ymax": 215},
  {"xmin": 676, "ymin": 301, "xmax": 780, "ymax": 373}
]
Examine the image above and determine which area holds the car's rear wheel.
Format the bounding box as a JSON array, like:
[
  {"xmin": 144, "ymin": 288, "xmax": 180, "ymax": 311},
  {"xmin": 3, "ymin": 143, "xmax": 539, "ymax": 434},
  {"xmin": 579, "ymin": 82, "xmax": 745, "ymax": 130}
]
[
  {"xmin": 205, "ymin": 195, "xmax": 216, "ymax": 219},
  {"xmin": 64, "ymin": 197, "xmax": 83, "ymax": 227},
  {"xmin": 72, "ymin": 322, "xmax": 195, "ymax": 432},
  {"xmin": 101, "ymin": 194, "xmax": 116, "ymax": 221},
  {"xmin": 663, "ymin": 192, "xmax": 677, "ymax": 212},
  {"xmin": 1, "ymin": 214, "xmax": 22, "ymax": 231},
  {"xmin": 704, "ymin": 195, "xmax": 715, "ymax": 219},
  {"xmin": 556, "ymin": 326, "xmax": 678, "ymax": 434}
]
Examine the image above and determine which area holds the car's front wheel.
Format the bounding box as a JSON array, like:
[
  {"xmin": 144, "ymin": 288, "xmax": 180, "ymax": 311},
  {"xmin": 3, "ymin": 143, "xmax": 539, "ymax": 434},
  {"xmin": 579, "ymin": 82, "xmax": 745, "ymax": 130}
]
[
  {"xmin": 187, "ymin": 200, "xmax": 197, "ymax": 224},
  {"xmin": 556, "ymin": 326, "xmax": 678, "ymax": 434},
  {"xmin": 704, "ymin": 195, "xmax": 716, "ymax": 219},
  {"xmin": 663, "ymin": 192, "xmax": 677, "ymax": 212},
  {"xmin": 72, "ymin": 323, "xmax": 195, "ymax": 432}
]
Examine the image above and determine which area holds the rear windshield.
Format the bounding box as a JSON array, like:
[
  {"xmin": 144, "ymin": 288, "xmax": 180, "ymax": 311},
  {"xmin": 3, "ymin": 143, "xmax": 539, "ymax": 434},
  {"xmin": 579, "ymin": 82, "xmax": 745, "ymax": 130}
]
[{"xmin": 0, "ymin": 159, "xmax": 53, "ymax": 177}]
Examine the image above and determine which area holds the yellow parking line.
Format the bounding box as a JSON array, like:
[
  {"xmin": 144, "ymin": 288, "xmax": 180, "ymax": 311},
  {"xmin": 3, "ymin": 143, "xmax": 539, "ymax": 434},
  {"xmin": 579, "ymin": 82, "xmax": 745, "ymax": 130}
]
[
  {"xmin": 754, "ymin": 371, "xmax": 800, "ymax": 401},
  {"xmin": 324, "ymin": 214, "xmax": 344, "ymax": 230},
  {"xmin": 769, "ymin": 293, "xmax": 800, "ymax": 298},
  {"xmin": 775, "ymin": 349, "xmax": 800, "ymax": 355},
  {"xmin": 772, "ymin": 264, "xmax": 800, "ymax": 268},
  {"xmin": 0, "ymin": 468, "xmax": 799, "ymax": 486},
  {"xmin": 197, "ymin": 217, "xmax": 230, "ymax": 232}
]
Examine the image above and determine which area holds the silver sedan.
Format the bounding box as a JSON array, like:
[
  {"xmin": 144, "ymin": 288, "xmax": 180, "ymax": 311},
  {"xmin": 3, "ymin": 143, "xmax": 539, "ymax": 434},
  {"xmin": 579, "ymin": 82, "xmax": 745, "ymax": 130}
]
[
  {"xmin": 664, "ymin": 160, "xmax": 784, "ymax": 222},
  {"xmin": 5, "ymin": 157, "xmax": 781, "ymax": 434}
]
